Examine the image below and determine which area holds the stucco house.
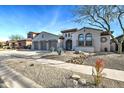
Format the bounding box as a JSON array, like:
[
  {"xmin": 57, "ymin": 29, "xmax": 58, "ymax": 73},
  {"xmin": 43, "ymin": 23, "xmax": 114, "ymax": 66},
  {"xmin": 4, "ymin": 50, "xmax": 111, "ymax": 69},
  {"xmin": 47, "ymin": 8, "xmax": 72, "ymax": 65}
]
[
  {"xmin": 27, "ymin": 32, "xmax": 40, "ymax": 39},
  {"xmin": 5, "ymin": 32, "xmax": 39, "ymax": 49},
  {"xmin": 32, "ymin": 32, "xmax": 59, "ymax": 50},
  {"xmin": 32, "ymin": 27, "xmax": 111, "ymax": 52},
  {"xmin": 17, "ymin": 38, "xmax": 32, "ymax": 49}
]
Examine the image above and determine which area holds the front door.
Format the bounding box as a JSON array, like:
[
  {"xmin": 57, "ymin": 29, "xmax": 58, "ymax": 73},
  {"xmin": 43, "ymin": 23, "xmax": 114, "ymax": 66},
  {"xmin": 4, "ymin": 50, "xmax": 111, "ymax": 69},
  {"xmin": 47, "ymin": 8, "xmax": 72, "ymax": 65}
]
[{"xmin": 66, "ymin": 40, "xmax": 72, "ymax": 50}]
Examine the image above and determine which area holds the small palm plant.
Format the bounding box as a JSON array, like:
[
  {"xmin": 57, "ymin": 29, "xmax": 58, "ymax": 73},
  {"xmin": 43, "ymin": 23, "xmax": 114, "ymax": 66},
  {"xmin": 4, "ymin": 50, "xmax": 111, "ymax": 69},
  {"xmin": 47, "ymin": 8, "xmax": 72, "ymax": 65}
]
[{"xmin": 92, "ymin": 58, "xmax": 105, "ymax": 87}]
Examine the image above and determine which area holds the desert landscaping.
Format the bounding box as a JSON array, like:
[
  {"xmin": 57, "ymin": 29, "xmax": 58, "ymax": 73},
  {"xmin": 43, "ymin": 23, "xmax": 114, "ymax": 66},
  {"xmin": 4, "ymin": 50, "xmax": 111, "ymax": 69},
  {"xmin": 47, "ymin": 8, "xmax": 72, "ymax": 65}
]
[
  {"xmin": 0, "ymin": 5, "xmax": 124, "ymax": 88},
  {"xmin": 0, "ymin": 50, "xmax": 124, "ymax": 88}
]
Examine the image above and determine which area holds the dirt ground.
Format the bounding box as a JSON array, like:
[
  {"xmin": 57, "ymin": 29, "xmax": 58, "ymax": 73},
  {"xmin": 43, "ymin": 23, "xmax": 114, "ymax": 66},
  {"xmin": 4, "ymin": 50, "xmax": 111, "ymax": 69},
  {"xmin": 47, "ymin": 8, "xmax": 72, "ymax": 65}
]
[{"xmin": 5, "ymin": 60, "xmax": 124, "ymax": 88}]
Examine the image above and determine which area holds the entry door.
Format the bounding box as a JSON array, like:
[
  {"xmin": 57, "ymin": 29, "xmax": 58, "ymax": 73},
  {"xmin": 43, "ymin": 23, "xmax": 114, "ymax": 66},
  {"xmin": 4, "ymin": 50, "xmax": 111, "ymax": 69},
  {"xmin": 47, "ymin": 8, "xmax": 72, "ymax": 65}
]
[{"xmin": 66, "ymin": 40, "xmax": 72, "ymax": 50}]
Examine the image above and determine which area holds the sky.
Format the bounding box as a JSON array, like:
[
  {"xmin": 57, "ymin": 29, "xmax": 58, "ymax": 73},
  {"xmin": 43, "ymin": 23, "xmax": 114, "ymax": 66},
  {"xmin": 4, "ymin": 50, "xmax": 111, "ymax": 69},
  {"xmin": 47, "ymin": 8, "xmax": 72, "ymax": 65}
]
[{"xmin": 0, "ymin": 5, "xmax": 123, "ymax": 41}]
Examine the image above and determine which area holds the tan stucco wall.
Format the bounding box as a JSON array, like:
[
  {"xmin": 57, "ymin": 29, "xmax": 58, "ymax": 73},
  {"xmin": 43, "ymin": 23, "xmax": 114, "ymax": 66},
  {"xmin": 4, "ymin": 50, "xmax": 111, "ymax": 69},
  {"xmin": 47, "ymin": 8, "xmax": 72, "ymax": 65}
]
[
  {"xmin": 101, "ymin": 35, "xmax": 111, "ymax": 52},
  {"xmin": 62, "ymin": 32, "xmax": 74, "ymax": 49},
  {"xmin": 71, "ymin": 29, "xmax": 101, "ymax": 52},
  {"xmin": 26, "ymin": 41, "xmax": 32, "ymax": 46},
  {"xmin": 110, "ymin": 42, "xmax": 116, "ymax": 52}
]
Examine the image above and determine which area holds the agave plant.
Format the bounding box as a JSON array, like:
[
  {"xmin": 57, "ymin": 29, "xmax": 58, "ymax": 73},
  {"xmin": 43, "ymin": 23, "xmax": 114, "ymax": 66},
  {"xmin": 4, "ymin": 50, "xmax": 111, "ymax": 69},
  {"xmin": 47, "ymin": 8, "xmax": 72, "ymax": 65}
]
[
  {"xmin": 57, "ymin": 48, "xmax": 62, "ymax": 55},
  {"xmin": 50, "ymin": 47, "xmax": 55, "ymax": 52}
]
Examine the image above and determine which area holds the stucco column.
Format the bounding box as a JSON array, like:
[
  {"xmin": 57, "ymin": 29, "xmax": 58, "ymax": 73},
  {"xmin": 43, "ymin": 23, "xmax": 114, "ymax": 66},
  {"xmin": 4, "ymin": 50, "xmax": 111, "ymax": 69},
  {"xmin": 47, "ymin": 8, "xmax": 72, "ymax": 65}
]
[
  {"xmin": 31, "ymin": 42, "xmax": 34, "ymax": 50},
  {"xmin": 57, "ymin": 39, "xmax": 64, "ymax": 49},
  {"xmin": 38, "ymin": 41, "xmax": 41, "ymax": 50},
  {"xmin": 63, "ymin": 40, "xmax": 66, "ymax": 49},
  {"xmin": 46, "ymin": 41, "xmax": 49, "ymax": 50}
]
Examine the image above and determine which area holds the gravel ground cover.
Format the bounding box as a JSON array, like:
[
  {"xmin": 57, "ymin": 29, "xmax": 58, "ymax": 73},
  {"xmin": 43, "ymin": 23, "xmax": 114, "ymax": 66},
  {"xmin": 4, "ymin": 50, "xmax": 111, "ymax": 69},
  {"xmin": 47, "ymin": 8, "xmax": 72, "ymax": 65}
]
[
  {"xmin": 41, "ymin": 52, "xmax": 124, "ymax": 71},
  {"xmin": 5, "ymin": 60, "xmax": 124, "ymax": 88},
  {"xmin": 83, "ymin": 54, "xmax": 124, "ymax": 71},
  {"xmin": 41, "ymin": 51, "xmax": 79, "ymax": 62}
]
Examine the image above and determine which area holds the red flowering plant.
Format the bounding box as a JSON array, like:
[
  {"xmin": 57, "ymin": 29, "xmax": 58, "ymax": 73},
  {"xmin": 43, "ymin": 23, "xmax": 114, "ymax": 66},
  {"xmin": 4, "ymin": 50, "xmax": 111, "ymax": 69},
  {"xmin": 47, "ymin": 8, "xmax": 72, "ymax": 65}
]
[{"xmin": 92, "ymin": 58, "xmax": 105, "ymax": 86}]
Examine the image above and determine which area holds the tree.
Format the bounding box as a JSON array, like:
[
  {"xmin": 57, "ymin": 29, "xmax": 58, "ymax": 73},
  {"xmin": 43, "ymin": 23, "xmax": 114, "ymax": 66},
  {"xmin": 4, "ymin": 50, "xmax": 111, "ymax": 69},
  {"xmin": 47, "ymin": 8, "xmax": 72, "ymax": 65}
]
[
  {"xmin": 74, "ymin": 5, "xmax": 124, "ymax": 53},
  {"xmin": 114, "ymin": 5, "xmax": 124, "ymax": 53},
  {"xmin": 9, "ymin": 34, "xmax": 24, "ymax": 41}
]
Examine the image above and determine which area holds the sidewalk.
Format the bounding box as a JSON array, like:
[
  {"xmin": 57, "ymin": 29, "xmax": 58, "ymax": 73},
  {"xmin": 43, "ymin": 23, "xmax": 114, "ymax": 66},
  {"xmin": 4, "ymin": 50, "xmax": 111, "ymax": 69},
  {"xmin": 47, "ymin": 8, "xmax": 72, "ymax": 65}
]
[
  {"xmin": 0, "ymin": 64, "xmax": 42, "ymax": 88},
  {"xmin": 36, "ymin": 59, "xmax": 124, "ymax": 82}
]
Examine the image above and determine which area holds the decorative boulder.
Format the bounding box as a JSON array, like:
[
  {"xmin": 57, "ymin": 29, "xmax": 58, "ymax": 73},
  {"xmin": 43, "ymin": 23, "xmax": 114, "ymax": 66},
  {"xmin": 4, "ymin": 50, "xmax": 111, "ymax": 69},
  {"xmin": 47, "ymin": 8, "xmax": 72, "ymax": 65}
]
[
  {"xmin": 74, "ymin": 51, "xmax": 80, "ymax": 54},
  {"xmin": 73, "ymin": 79, "xmax": 78, "ymax": 87},
  {"xmin": 71, "ymin": 74, "xmax": 80, "ymax": 80},
  {"xmin": 78, "ymin": 78, "xmax": 87, "ymax": 85}
]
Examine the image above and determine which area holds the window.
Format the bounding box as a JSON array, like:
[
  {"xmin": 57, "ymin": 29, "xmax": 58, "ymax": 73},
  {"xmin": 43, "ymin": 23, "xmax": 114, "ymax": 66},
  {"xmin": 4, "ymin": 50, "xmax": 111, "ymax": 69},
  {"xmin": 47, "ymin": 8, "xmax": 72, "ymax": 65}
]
[
  {"xmin": 68, "ymin": 33, "xmax": 70, "ymax": 37},
  {"xmin": 42, "ymin": 34, "xmax": 44, "ymax": 38},
  {"xmin": 65, "ymin": 33, "xmax": 67, "ymax": 37},
  {"xmin": 28, "ymin": 34, "xmax": 33, "ymax": 38},
  {"xmin": 78, "ymin": 34, "xmax": 84, "ymax": 46},
  {"xmin": 101, "ymin": 37, "xmax": 107, "ymax": 43},
  {"xmin": 85, "ymin": 33, "xmax": 92, "ymax": 46},
  {"xmin": 71, "ymin": 33, "xmax": 72, "ymax": 37}
]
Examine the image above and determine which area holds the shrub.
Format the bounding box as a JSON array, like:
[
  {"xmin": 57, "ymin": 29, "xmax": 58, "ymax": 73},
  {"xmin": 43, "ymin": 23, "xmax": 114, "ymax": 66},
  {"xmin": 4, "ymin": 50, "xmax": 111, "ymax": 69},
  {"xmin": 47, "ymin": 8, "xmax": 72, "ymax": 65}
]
[
  {"xmin": 92, "ymin": 58, "xmax": 105, "ymax": 86},
  {"xmin": 74, "ymin": 51, "xmax": 79, "ymax": 54},
  {"xmin": 57, "ymin": 48, "xmax": 62, "ymax": 55},
  {"xmin": 50, "ymin": 47, "xmax": 55, "ymax": 52},
  {"xmin": 7, "ymin": 46, "xmax": 11, "ymax": 49}
]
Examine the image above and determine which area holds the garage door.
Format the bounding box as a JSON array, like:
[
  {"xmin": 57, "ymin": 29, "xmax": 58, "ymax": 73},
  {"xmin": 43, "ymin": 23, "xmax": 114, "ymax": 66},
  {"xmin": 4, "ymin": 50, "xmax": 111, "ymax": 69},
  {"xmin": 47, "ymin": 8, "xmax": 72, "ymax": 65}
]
[
  {"xmin": 33, "ymin": 41, "xmax": 38, "ymax": 50},
  {"xmin": 40, "ymin": 41, "xmax": 47, "ymax": 50},
  {"xmin": 49, "ymin": 40, "xmax": 57, "ymax": 50}
]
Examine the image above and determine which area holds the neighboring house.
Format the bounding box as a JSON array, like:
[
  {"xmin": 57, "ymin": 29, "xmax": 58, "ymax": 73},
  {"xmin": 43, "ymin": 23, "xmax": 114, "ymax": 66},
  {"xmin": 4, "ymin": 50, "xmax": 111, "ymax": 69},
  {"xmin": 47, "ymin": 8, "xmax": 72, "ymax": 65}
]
[
  {"xmin": 17, "ymin": 32, "xmax": 40, "ymax": 49},
  {"xmin": 6, "ymin": 39, "xmax": 32, "ymax": 49},
  {"xmin": 32, "ymin": 32, "xmax": 59, "ymax": 50},
  {"xmin": 32, "ymin": 27, "xmax": 111, "ymax": 52},
  {"xmin": 5, "ymin": 32, "xmax": 40, "ymax": 49},
  {"xmin": 27, "ymin": 32, "xmax": 40, "ymax": 39},
  {"xmin": 0, "ymin": 40, "xmax": 5, "ymax": 48},
  {"xmin": 18, "ymin": 38, "xmax": 32, "ymax": 49},
  {"xmin": 6, "ymin": 40, "xmax": 18, "ymax": 49}
]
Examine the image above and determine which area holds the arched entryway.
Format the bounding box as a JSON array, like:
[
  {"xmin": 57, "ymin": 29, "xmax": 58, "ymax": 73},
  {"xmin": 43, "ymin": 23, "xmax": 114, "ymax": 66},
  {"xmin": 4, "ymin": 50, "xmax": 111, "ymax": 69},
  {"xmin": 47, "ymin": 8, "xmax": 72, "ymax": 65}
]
[{"xmin": 66, "ymin": 39, "xmax": 72, "ymax": 50}]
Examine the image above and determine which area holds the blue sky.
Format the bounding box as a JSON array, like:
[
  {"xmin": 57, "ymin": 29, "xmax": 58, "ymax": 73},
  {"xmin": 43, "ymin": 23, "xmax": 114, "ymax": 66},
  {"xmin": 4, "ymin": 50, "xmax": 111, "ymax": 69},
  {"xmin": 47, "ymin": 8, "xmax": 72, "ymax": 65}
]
[{"xmin": 0, "ymin": 5, "xmax": 123, "ymax": 41}]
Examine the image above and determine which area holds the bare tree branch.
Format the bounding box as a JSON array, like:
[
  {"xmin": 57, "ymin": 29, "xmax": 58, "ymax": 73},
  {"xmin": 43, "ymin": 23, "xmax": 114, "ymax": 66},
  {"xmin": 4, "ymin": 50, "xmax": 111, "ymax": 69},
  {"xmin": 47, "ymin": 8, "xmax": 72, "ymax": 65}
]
[
  {"xmin": 94, "ymin": 7, "xmax": 111, "ymax": 31},
  {"xmin": 88, "ymin": 22, "xmax": 103, "ymax": 29}
]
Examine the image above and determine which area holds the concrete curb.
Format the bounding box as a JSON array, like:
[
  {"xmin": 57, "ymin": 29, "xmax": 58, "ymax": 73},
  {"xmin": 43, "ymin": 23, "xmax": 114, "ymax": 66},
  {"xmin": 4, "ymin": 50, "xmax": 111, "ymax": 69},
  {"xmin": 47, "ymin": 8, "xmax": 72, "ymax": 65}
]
[{"xmin": 0, "ymin": 64, "xmax": 43, "ymax": 88}]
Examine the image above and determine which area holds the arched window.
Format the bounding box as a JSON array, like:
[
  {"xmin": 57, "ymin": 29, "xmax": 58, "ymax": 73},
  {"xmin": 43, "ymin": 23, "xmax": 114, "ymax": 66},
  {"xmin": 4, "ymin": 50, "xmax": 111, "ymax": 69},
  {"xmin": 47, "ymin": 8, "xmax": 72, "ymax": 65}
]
[
  {"xmin": 78, "ymin": 34, "xmax": 84, "ymax": 46},
  {"xmin": 85, "ymin": 33, "xmax": 92, "ymax": 46}
]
